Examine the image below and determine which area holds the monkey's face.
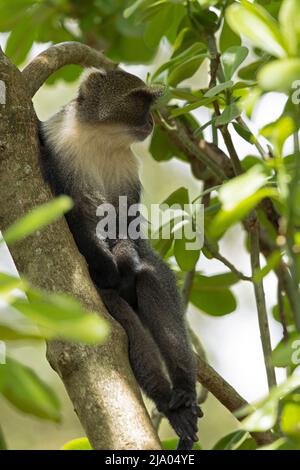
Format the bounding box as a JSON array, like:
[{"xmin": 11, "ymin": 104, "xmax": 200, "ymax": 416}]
[{"xmin": 76, "ymin": 68, "xmax": 164, "ymax": 143}]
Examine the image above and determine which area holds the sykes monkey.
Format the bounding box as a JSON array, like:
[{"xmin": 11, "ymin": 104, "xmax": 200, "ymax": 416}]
[{"xmin": 39, "ymin": 67, "xmax": 202, "ymax": 449}]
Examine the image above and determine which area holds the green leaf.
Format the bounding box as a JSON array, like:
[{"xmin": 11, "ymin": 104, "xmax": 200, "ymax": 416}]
[
  {"xmin": 258, "ymin": 58, "xmax": 300, "ymax": 92},
  {"xmin": 279, "ymin": 0, "xmax": 300, "ymax": 56},
  {"xmin": 209, "ymin": 187, "xmax": 277, "ymax": 239},
  {"xmin": 5, "ymin": 21, "xmax": 36, "ymax": 65},
  {"xmin": 272, "ymin": 294, "xmax": 294, "ymax": 326},
  {"xmin": 161, "ymin": 187, "xmax": 189, "ymax": 209},
  {"xmin": 171, "ymin": 97, "xmax": 216, "ymax": 117},
  {"xmin": 3, "ymin": 196, "xmax": 73, "ymax": 245},
  {"xmin": 0, "ymin": 357, "xmax": 61, "ymax": 422},
  {"xmin": 272, "ymin": 333, "xmax": 300, "ymax": 368},
  {"xmin": 190, "ymin": 284, "xmax": 237, "ymax": 316},
  {"xmin": 162, "ymin": 439, "xmax": 201, "ymax": 450},
  {"xmin": 193, "ymin": 272, "xmax": 240, "ymax": 289},
  {"xmin": 174, "ymin": 236, "xmax": 201, "ymax": 272},
  {"xmin": 261, "ymin": 116, "xmax": 296, "ymax": 155},
  {"xmin": 12, "ymin": 291, "xmax": 110, "ymax": 344},
  {"xmin": 204, "ymin": 80, "xmax": 233, "ymax": 98},
  {"xmin": 238, "ymin": 87, "xmax": 262, "ymax": 118},
  {"xmin": 281, "ymin": 402, "xmax": 300, "ymax": 439},
  {"xmin": 150, "ymin": 127, "xmax": 187, "ymax": 161},
  {"xmin": 222, "ymin": 47, "xmax": 249, "ymax": 81},
  {"xmin": 240, "ymin": 374, "xmax": 300, "ymax": 432},
  {"xmin": 124, "ymin": 0, "xmax": 147, "ymax": 18},
  {"xmin": 215, "ymin": 103, "xmax": 241, "ymax": 126},
  {"xmin": 209, "ymin": 165, "xmax": 276, "ymax": 238},
  {"xmin": 226, "ymin": 1, "xmax": 287, "ymax": 58},
  {"xmin": 0, "ymin": 324, "xmax": 42, "ymax": 342},
  {"xmin": 260, "ymin": 437, "xmax": 300, "ymax": 450},
  {"xmin": 168, "ymin": 54, "xmax": 206, "ymax": 86},
  {"xmin": 212, "ymin": 430, "xmax": 249, "ymax": 450},
  {"xmin": 144, "ymin": 4, "xmax": 172, "ymax": 49},
  {"xmin": 152, "ymin": 43, "xmax": 206, "ymax": 81},
  {"xmin": 219, "ymin": 18, "xmax": 241, "ymax": 53},
  {"xmin": 253, "ymin": 250, "xmax": 281, "ymax": 283},
  {"xmin": 61, "ymin": 437, "xmax": 93, "ymax": 450},
  {"xmin": 219, "ymin": 165, "xmax": 268, "ymax": 212},
  {"xmin": 232, "ymin": 122, "xmax": 253, "ymax": 144},
  {"xmin": 0, "ymin": 273, "xmax": 27, "ymax": 301}
]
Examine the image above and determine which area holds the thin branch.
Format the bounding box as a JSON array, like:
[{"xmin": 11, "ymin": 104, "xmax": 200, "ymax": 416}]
[
  {"xmin": 220, "ymin": 126, "xmax": 243, "ymax": 175},
  {"xmin": 248, "ymin": 213, "xmax": 277, "ymax": 389},
  {"xmin": 196, "ymin": 354, "xmax": 274, "ymax": 446},
  {"xmin": 204, "ymin": 238, "xmax": 252, "ymax": 282},
  {"xmin": 182, "ymin": 268, "xmax": 196, "ymax": 308},
  {"xmin": 284, "ymin": 132, "xmax": 300, "ymax": 332},
  {"xmin": 173, "ymin": 118, "xmax": 228, "ymax": 182},
  {"xmin": 22, "ymin": 41, "xmax": 118, "ymax": 98},
  {"xmin": 236, "ymin": 116, "xmax": 267, "ymax": 160},
  {"xmin": 277, "ymin": 279, "xmax": 289, "ymax": 342}
]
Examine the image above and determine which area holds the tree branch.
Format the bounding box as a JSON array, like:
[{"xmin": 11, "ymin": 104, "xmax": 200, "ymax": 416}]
[
  {"xmin": 22, "ymin": 42, "xmax": 118, "ymax": 98},
  {"xmin": 196, "ymin": 355, "xmax": 274, "ymax": 446},
  {"xmin": 247, "ymin": 214, "xmax": 277, "ymax": 389},
  {"xmin": 0, "ymin": 45, "xmax": 160, "ymax": 450}
]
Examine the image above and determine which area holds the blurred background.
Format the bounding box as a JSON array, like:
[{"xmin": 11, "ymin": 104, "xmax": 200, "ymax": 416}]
[{"xmin": 0, "ymin": 11, "xmax": 289, "ymax": 449}]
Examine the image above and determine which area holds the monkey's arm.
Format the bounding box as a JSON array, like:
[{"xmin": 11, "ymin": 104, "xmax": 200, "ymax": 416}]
[{"xmin": 66, "ymin": 210, "xmax": 121, "ymax": 289}]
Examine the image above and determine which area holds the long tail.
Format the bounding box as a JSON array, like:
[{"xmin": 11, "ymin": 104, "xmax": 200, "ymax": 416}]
[{"xmin": 176, "ymin": 438, "xmax": 194, "ymax": 450}]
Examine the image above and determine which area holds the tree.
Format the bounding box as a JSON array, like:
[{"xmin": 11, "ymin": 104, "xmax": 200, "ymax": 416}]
[{"xmin": 1, "ymin": 0, "xmax": 300, "ymax": 450}]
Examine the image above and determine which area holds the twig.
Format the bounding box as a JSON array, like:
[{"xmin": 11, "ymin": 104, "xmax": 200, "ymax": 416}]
[
  {"xmin": 248, "ymin": 213, "xmax": 277, "ymax": 389},
  {"xmin": 189, "ymin": 327, "xmax": 209, "ymax": 405},
  {"xmin": 182, "ymin": 269, "xmax": 196, "ymax": 308},
  {"xmin": 196, "ymin": 354, "xmax": 274, "ymax": 446},
  {"xmin": 171, "ymin": 118, "xmax": 228, "ymax": 182},
  {"xmin": 204, "ymin": 238, "xmax": 252, "ymax": 282},
  {"xmin": 277, "ymin": 280, "xmax": 289, "ymax": 342},
  {"xmin": 236, "ymin": 116, "xmax": 267, "ymax": 160},
  {"xmin": 284, "ymin": 132, "xmax": 300, "ymax": 332},
  {"xmin": 206, "ymin": 34, "xmax": 243, "ymax": 176}
]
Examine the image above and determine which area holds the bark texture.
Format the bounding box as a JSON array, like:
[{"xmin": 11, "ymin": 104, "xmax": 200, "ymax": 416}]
[{"xmin": 0, "ymin": 47, "xmax": 160, "ymax": 450}]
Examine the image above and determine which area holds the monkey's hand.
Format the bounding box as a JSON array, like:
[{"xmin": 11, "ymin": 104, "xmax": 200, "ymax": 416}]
[
  {"xmin": 164, "ymin": 389, "xmax": 203, "ymax": 444},
  {"xmin": 164, "ymin": 404, "xmax": 202, "ymax": 444}
]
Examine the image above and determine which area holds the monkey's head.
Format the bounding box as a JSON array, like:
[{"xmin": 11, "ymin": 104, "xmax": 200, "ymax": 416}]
[{"xmin": 76, "ymin": 68, "xmax": 164, "ymax": 143}]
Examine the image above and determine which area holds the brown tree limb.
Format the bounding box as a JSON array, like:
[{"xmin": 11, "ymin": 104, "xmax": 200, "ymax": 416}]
[
  {"xmin": 22, "ymin": 41, "xmax": 118, "ymax": 98},
  {"xmin": 196, "ymin": 355, "xmax": 274, "ymax": 446},
  {"xmin": 0, "ymin": 46, "xmax": 160, "ymax": 450}
]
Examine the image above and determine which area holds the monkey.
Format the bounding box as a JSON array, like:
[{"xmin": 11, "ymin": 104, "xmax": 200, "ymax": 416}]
[{"xmin": 38, "ymin": 67, "xmax": 202, "ymax": 450}]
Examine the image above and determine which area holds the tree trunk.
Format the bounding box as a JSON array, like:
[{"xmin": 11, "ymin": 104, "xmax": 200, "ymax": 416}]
[{"xmin": 0, "ymin": 48, "xmax": 161, "ymax": 450}]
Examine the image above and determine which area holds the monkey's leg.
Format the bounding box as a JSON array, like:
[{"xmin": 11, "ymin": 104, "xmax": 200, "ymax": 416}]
[
  {"xmin": 100, "ymin": 289, "xmax": 171, "ymax": 412},
  {"xmin": 100, "ymin": 289, "xmax": 199, "ymax": 444},
  {"xmin": 135, "ymin": 265, "xmax": 202, "ymax": 445},
  {"xmin": 136, "ymin": 266, "xmax": 196, "ymax": 394}
]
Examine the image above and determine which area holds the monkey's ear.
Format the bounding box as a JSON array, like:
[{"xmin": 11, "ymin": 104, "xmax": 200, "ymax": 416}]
[
  {"xmin": 79, "ymin": 68, "xmax": 107, "ymax": 99},
  {"xmin": 127, "ymin": 85, "xmax": 166, "ymax": 103}
]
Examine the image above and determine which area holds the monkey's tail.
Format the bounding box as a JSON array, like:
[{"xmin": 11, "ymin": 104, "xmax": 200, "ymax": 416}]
[{"xmin": 176, "ymin": 438, "xmax": 194, "ymax": 450}]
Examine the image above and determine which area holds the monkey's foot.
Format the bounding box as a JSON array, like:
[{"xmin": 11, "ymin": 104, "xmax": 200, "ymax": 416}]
[{"xmin": 165, "ymin": 405, "xmax": 200, "ymax": 443}]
